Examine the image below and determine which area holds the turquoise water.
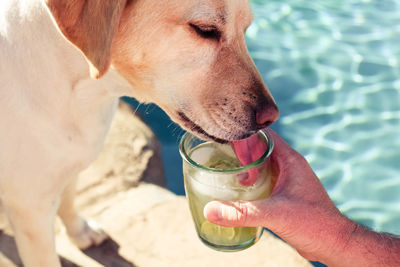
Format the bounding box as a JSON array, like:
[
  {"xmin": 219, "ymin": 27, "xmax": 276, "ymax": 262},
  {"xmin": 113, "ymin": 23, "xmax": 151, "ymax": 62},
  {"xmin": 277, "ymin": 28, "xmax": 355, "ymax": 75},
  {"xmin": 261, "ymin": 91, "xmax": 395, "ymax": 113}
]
[
  {"xmin": 247, "ymin": 0, "xmax": 400, "ymax": 236},
  {"xmin": 127, "ymin": 0, "xmax": 400, "ymax": 239}
]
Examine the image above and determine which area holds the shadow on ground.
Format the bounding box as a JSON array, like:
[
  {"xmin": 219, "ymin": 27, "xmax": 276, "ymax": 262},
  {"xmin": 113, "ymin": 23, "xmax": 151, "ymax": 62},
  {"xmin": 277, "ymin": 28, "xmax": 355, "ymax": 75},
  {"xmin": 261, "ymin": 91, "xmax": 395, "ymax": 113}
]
[
  {"xmin": 0, "ymin": 232, "xmax": 136, "ymax": 267},
  {"xmin": 82, "ymin": 238, "xmax": 136, "ymax": 267}
]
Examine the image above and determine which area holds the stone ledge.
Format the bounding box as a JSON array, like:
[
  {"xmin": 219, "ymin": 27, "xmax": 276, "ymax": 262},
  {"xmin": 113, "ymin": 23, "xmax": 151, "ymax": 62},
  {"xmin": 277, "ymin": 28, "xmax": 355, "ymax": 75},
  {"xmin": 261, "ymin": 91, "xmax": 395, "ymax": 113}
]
[
  {"xmin": 56, "ymin": 195, "xmax": 311, "ymax": 267},
  {"xmin": 0, "ymin": 101, "xmax": 310, "ymax": 266}
]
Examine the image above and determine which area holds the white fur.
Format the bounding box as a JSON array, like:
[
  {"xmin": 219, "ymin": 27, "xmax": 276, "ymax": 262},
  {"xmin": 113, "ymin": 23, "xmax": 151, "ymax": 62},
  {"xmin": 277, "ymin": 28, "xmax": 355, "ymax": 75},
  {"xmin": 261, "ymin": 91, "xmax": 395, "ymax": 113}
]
[
  {"xmin": 0, "ymin": 1, "xmax": 131, "ymax": 266},
  {"xmin": 0, "ymin": 0, "xmax": 278, "ymax": 266}
]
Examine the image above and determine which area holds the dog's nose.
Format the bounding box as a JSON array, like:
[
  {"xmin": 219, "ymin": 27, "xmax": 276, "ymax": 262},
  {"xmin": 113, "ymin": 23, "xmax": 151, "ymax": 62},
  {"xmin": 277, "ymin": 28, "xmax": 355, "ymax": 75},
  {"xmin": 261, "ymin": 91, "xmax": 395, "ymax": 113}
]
[{"xmin": 255, "ymin": 102, "xmax": 280, "ymax": 128}]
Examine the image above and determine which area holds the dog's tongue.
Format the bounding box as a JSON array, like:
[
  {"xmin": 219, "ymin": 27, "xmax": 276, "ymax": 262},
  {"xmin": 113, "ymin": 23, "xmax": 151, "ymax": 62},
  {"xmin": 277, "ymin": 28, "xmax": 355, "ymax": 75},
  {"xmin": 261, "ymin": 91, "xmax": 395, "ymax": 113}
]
[{"xmin": 231, "ymin": 133, "xmax": 267, "ymax": 186}]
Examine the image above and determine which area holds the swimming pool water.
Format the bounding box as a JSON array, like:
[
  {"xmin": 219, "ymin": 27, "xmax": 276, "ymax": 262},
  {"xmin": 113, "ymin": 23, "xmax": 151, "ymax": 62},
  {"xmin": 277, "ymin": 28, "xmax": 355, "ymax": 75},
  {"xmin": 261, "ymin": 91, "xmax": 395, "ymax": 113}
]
[
  {"xmin": 126, "ymin": 0, "xmax": 400, "ymax": 238},
  {"xmin": 247, "ymin": 0, "xmax": 400, "ymax": 236}
]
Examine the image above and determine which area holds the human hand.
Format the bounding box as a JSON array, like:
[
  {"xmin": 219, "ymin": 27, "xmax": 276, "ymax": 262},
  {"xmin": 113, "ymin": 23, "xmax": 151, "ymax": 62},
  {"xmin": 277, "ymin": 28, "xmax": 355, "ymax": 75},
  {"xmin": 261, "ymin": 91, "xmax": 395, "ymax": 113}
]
[{"xmin": 204, "ymin": 129, "xmax": 356, "ymax": 263}]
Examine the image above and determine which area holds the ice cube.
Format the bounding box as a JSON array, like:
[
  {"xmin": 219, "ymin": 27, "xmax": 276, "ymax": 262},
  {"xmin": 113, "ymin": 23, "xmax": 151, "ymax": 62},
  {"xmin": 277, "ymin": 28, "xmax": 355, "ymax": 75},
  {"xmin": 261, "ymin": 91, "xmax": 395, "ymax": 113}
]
[
  {"xmin": 189, "ymin": 171, "xmax": 240, "ymax": 201},
  {"xmin": 190, "ymin": 144, "xmax": 214, "ymax": 165}
]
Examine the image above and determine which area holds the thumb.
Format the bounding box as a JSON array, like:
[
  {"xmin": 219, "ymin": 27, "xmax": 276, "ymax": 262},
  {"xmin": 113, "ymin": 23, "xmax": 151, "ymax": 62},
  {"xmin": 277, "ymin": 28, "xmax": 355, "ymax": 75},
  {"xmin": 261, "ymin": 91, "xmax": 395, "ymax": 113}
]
[{"xmin": 204, "ymin": 200, "xmax": 272, "ymax": 228}]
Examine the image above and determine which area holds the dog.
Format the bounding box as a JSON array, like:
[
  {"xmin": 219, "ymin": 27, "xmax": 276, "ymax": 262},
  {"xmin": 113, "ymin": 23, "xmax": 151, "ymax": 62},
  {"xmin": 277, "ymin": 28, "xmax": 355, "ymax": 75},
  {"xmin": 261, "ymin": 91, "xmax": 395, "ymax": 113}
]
[{"xmin": 0, "ymin": 0, "xmax": 279, "ymax": 266}]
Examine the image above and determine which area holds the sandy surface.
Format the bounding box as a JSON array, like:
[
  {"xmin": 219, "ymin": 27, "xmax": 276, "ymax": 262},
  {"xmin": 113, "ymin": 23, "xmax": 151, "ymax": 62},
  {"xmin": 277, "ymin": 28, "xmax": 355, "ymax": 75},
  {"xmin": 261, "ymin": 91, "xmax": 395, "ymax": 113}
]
[{"xmin": 0, "ymin": 102, "xmax": 310, "ymax": 267}]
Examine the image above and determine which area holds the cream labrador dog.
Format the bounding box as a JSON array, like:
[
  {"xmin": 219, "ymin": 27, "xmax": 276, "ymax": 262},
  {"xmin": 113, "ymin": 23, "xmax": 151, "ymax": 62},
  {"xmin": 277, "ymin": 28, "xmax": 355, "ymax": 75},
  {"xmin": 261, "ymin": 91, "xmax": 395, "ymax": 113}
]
[{"xmin": 0, "ymin": 0, "xmax": 279, "ymax": 266}]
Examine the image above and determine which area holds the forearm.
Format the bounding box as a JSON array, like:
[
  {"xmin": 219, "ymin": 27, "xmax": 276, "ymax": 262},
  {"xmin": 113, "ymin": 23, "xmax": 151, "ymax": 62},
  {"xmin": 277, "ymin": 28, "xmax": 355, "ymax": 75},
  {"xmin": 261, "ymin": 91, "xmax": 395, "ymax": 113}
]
[{"xmin": 322, "ymin": 222, "xmax": 400, "ymax": 267}]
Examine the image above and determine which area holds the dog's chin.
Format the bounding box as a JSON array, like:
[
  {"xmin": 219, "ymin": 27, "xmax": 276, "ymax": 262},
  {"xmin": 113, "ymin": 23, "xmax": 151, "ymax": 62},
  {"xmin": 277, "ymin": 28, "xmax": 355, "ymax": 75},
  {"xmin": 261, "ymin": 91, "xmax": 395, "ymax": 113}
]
[{"xmin": 176, "ymin": 111, "xmax": 254, "ymax": 143}]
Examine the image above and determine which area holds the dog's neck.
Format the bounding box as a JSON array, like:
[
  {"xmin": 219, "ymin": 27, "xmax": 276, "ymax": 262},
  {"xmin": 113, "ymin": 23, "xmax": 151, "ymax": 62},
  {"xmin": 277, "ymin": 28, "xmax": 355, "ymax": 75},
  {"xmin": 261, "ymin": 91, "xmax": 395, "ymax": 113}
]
[{"xmin": 0, "ymin": 0, "xmax": 133, "ymax": 172}]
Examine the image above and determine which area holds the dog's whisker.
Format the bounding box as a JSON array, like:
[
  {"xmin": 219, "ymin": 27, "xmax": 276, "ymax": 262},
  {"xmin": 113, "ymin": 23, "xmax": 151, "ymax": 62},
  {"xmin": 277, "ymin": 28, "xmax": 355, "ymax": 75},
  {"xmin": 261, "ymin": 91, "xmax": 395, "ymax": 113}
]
[
  {"xmin": 167, "ymin": 122, "xmax": 178, "ymax": 129},
  {"xmin": 133, "ymin": 103, "xmax": 143, "ymax": 115},
  {"xmin": 172, "ymin": 126, "xmax": 182, "ymax": 135},
  {"xmin": 142, "ymin": 104, "xmax": 157, "ymax": 115},
  {"xmin": 175, "ymin": 129, "xmax": 185, "ymax": 145}
]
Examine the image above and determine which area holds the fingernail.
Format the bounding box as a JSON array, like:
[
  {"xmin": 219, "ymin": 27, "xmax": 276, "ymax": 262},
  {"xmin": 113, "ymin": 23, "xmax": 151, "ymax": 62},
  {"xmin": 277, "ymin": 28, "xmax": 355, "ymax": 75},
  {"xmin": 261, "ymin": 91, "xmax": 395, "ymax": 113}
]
[{"xmin": 204, "ymin": 202, "xmax": 222, "ymax": 222}]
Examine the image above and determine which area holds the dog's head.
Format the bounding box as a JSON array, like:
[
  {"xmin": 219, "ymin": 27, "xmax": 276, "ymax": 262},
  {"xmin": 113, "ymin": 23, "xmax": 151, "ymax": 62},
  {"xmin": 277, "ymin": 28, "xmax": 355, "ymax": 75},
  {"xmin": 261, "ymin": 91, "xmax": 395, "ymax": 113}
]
[{"xmin": 45, "ymin": 0, "xmax": 279, "ymax": 142}]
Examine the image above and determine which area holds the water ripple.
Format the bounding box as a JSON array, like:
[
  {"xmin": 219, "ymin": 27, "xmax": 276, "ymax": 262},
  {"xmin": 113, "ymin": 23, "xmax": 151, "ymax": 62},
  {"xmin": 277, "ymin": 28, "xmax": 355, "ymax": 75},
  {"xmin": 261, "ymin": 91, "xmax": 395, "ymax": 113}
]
[{"xmin": 250, "ymin": 0, "xmax": 400, "ymax": 234}]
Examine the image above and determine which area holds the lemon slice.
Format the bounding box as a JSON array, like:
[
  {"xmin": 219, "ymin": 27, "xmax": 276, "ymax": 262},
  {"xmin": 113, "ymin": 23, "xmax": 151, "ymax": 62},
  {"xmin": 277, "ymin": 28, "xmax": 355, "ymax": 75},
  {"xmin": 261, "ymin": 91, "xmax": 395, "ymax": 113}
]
[{"xmin": 200, "ymin": 221, "xmax": 236, "ymax": 244}]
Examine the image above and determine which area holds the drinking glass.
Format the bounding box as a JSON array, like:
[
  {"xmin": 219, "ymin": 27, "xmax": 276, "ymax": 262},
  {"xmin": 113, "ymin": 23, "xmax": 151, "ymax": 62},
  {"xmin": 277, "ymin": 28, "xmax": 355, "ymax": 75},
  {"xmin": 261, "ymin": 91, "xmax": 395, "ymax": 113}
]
[{"xmin": 179, "ymin": 130, "xmax": 274, "ymax": 252}]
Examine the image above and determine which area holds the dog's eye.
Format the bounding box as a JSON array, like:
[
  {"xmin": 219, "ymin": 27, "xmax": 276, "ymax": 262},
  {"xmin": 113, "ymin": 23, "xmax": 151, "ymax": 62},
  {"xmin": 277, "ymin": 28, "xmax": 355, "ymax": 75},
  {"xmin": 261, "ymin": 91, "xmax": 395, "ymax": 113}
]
[{"xmin": 189, "ymin": 23, "xmax": 221, "ymax": 40}]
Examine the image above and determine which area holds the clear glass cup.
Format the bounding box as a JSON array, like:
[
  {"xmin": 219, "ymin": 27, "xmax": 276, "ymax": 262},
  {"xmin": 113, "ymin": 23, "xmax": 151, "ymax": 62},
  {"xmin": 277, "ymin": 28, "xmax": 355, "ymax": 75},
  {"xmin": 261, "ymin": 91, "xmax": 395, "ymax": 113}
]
[{"xmin": 179, "ymin": 130, "xmax": 274, "ymax": 252}]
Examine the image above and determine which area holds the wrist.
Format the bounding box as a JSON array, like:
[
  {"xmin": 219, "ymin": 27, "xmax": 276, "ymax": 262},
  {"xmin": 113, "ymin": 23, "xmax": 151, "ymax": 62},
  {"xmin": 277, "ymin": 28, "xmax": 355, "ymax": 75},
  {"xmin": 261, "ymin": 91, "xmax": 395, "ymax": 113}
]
[
  {"xmin": 322, "ymin": 219, "xmax": 400, "ymax": 267},
  {"xmin": 294, "ymin": 211, "xmax": 357, "ymax": 264},
  {"xmin": 316, "ymin": 214, "xmax": 358, "ymax": 265}
]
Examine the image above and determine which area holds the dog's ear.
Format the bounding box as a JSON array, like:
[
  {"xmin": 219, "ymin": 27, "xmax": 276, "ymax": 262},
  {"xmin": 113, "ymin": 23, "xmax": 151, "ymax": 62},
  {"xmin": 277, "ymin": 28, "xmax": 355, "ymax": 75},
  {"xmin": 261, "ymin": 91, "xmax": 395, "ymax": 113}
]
[{"xmin": 45, "ymin": 0, "xmax": 127, "ymax": 79}]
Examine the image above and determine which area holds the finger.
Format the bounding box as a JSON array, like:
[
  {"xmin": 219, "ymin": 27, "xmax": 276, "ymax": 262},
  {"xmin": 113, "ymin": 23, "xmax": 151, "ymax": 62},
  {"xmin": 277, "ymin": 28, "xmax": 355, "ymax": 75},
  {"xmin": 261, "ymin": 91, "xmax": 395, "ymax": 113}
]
[
  {"xmin": 204, "ymin": 199, "xmax": 274, "ymax": 228},
  {"xmin": 265, "ymin": 129, "xmax": 310, "ymax": 191},
  {"xmin": 264, "ymin": 129, "xmax": 291, "ymax": 192},
  {"xmin": 265, "ymin": 128, "xmax": 298, "ymax": 159}
]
